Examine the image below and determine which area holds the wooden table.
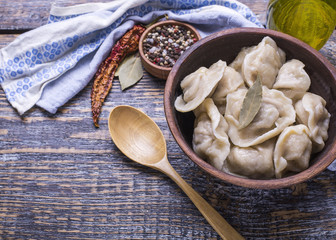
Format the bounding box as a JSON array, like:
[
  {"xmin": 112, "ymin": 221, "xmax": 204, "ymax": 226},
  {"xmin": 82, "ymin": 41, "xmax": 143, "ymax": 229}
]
[{"xmin": 1, "ymin": 1, "xmax": 335, "ymax": 239}]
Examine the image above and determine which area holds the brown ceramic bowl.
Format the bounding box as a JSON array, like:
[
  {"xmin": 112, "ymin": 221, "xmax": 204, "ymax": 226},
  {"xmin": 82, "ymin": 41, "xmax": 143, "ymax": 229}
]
[
  {"xmin": 139, "ymin": 20, "xmax": 201, "ymax": 80},
  {"xmin": 164, "ymin": 28, "xmax": 336, "ymax": 189}
]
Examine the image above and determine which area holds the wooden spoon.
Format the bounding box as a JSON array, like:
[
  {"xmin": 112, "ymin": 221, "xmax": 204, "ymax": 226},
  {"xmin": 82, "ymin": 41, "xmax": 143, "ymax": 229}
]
[{"xmin": 108, "ymin": 105, "xmax": 244, "ymax": 240}]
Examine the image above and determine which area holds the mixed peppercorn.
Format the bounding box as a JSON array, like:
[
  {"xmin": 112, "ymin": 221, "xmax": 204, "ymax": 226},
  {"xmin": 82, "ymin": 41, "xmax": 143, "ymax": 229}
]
[{"xmin": 142, "ymin": 24, "xmax": 197, "ymax": 68}]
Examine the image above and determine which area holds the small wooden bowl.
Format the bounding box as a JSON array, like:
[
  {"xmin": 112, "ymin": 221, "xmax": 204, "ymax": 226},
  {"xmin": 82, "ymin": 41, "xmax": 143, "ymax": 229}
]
[
  {"xmin": 139, "ymin": 20, "xmax": 201, "ymax": 80},
  {"xmin": 164, "ymin": 28, "xmax": 336, "ymax": 189}
]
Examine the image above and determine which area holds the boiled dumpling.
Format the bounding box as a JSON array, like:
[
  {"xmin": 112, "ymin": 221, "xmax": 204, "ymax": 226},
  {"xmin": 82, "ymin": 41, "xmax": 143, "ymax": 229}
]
[
  {"xmin": 229, "ymin": 45, "xmax": 256, "ymax": 74},
  {"xmin": 295, "ymin": 92, "xmax": 330, "ymax": 152},
  {"xmin": 193, "ymin": 98, "xmax": 230, "ymax": 170},
  {"xmin": 225, "ymin": 87, "xmax": 296, "ymax": 147},
  {"xmin": 211, "ymin": 66, "xmax": 245, "ymax": 115},
  {"xmin": 274, "ymin": 125, "xmax": 312, "ymax": 178},
  {"xmin": 241, "ymin": 36, "xmax": 286, "ymax": 88},
  {"xmin": 225, "ymin": 139, "xmax": 275, "ymax": 179},
  {"xmin": 273, "ymin": 59, "xmax": 311, "ymax": 101},
  {"xmin": 175, "ymin": 60, "xmax": 226, "ymax": 112}
]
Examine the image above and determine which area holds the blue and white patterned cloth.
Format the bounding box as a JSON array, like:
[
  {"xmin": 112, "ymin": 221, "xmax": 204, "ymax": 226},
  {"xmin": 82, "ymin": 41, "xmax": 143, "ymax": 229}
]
[{"xmin": 0, "ymin": 0, "xmax": 262, "ymax": 115}]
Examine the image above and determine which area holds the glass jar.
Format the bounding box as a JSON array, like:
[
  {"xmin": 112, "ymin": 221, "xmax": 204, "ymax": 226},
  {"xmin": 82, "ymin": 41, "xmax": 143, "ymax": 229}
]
[{"xmin": 266, "ymin": 0, "xmax": 336, "ymax": 50}]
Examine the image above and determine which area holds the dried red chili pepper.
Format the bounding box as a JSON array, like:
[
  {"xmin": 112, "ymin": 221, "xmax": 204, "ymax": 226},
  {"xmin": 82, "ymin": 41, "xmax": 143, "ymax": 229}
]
[{"xmin": 91, "ymin": 25, "xmax": 146, "ymax": 127}]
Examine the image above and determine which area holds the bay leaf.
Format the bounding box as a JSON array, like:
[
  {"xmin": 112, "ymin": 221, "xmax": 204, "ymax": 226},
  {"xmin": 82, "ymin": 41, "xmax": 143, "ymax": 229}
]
[
  {"xmin": 117, "ymin": 53, "xmax": 143, "ymax": 90},
  {"xmin": 115, "ymin": 64, "xmax": 120, "ymax": 77},
  {"xmin": 238, "ymin": 76, "xmax": 262, "ymax": 129}
]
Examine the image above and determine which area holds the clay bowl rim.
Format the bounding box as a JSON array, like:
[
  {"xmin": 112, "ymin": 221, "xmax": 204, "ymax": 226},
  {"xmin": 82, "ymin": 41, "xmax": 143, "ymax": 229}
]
[
  {"xmin": 139, "ymin": 20, "xmax": 201, "ymax": 77},
  {"xmin": 164, "ymin": 27, "xmax": 336, "ymax": 189}
]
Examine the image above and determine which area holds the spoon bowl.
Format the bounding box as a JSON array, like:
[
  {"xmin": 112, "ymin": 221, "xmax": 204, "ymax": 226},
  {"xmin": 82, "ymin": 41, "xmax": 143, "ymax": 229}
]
[
  {"xmin": 108, "ymin": 105, "xmax": 244, "ymax": 240},
  {"xmin": 108, "ymin": 105, "xmax": 166, "ymax": 165}
]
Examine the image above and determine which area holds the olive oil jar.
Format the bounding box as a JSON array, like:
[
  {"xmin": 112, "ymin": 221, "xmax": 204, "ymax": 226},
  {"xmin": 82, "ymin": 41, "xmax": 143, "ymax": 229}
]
[{"xmin": 266, "ymin": 0, "xmax": 336, "ymax": 50}]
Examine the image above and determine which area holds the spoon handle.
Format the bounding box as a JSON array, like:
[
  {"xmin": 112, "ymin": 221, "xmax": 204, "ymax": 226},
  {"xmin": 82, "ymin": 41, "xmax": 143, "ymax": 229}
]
[{"xmin": 153, "ymin": 157, "xmax": 244, "ymax": 240}]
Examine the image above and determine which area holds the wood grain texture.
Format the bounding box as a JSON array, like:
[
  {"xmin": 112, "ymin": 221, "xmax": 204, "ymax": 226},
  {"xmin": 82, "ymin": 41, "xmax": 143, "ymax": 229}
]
[
  {"xmin": 108, "ymin": 105, "xmax": 244, "ymax": 239},
  {"xmin": 0, "ymin": 0, "xmax": 269, "ymax": 31},
  {"xmin": 1, "ymin": 0, "xmax": 336, "ymax": 239}
]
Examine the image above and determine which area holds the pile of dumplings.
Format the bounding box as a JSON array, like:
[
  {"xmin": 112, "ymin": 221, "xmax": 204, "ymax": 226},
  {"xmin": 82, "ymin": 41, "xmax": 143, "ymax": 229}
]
[{"xmin": 174, "ymin": 36, "xmax": 331, "ymax": 179}]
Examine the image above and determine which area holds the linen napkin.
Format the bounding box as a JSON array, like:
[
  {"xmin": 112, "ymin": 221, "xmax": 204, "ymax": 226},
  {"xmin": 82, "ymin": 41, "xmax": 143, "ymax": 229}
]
[{"xmin": 0, "ymin": 0, "xmax": 262, "ymax": 115}]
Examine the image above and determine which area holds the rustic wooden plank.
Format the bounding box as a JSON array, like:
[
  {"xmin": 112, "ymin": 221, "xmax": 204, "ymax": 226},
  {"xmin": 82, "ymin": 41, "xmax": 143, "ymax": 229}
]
[
  {"xmin": 0, "ymin": 0, "xmax": 268, "ymax": 31},
  {"xmin": 0, "ymin": 34, "xmax": 18, "ymax": 48},
  {"xmin": 1, "ymin": 73, "xmax": 336, "ymax": 239}
]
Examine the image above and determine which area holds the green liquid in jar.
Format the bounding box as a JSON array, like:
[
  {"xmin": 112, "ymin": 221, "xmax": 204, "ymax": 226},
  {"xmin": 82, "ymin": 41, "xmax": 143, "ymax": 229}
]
[{"xmin": 266, "ymin": 0, "xmax": 336, "ymax": 50}]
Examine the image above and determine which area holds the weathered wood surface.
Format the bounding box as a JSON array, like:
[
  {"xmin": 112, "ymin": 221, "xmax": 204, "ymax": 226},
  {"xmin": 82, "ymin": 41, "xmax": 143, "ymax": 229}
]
[
  {"xmin": 0, "ymin": 0, "xmax": 268, "ymax": 31},
  {"xmin": 0, "ymin": 1, "xmax": 336, "ymax": 239}
]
